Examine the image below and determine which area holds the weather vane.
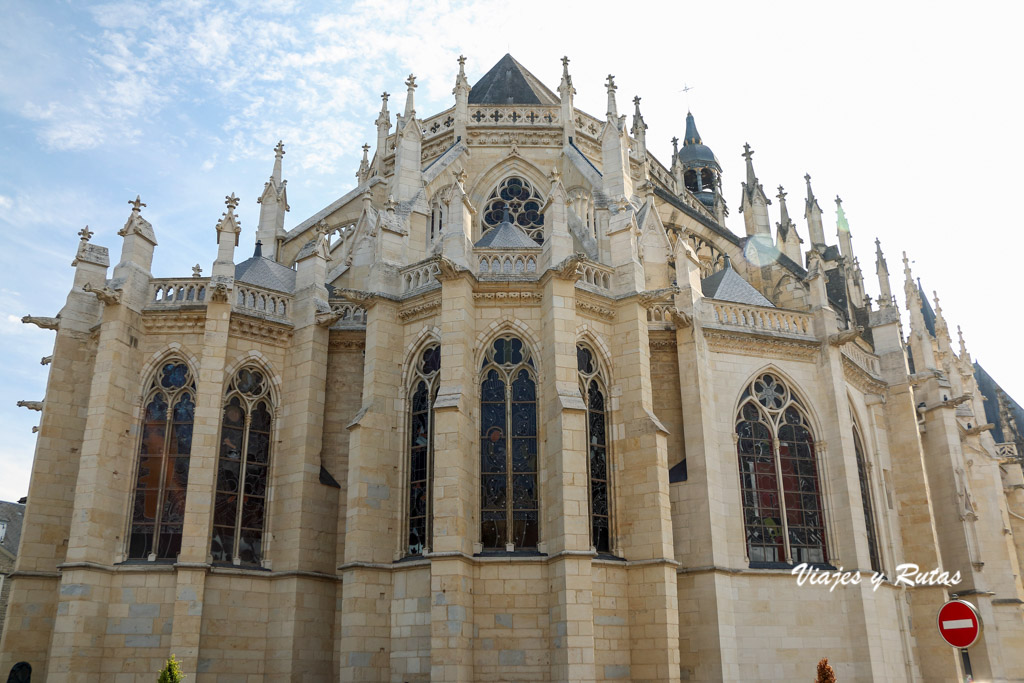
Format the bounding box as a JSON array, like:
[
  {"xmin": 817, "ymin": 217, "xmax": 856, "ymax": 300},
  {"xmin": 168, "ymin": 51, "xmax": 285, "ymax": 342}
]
[{"xmin": 679, "ymin": 83, "xmax": 695, "ymax": 110}]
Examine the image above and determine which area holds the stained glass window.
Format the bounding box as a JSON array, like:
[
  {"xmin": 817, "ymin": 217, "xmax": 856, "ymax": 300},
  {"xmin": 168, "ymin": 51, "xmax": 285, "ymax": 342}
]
[
  {"xmin": 407, "ymin": 345, "xmax": 440, "ymax": 556},
  {"xmin": 578, "ymin": 345, "xmax": 611, "ymax": 553},
  {"xmin": 736, "ymin": 373, "xmax": 827, "ymax": 564},
  {"xmin": 481, "ymin": 176, "xmax": 545, "ymax": 245},
  {"xmin": 212, "ymin": 366, "xmax": 274, "ymax": 566},
  {"xmin": 129, "ymin": 360, "xmax": 196, "ymax": 560},
  {"xmin": 852, "ymin": 424, "xmax": 881, "ymax": 573},
  {"xmin": 480, "ymin": 336, "xmax": 538, "ymax": 549}
]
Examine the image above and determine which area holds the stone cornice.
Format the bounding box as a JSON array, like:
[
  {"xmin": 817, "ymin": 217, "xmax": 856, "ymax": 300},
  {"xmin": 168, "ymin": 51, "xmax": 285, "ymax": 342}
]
[
  {"xmin": 230, "ymin": 314, "xmax": 293, "ymax": 347},
  {"xmin": 704, "ymin": 328, "xmax": 819, "ymax": 363}
]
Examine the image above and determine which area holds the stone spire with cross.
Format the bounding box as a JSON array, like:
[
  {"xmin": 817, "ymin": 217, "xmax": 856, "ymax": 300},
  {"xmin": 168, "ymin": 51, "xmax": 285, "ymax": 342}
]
[
  {"xmin": 739, "ymin": 144, "xmax": 772, "ymax": 237},
  {"xmin": 875, "ymin": 238, "xmax": 893, "ymax": 308},
  {"xmin": 558, "ymin": 56, "xmax": 575, "ymax": 145},
  {"xmin": 804, "ymin": 173, "xmax": 826, "ymax": 249},
  {"xmin": 775, "ymin": 185, "xmax": 803, "ymax": 263},
  {"xmin": 257, "ymin": 141, "xmax": 289, "ymax": 260},
  {"xmin": 453, "ymin": 55, "xmax": 471, "ymax": 141},
  {"xmin": 631, "ymin": 95, "xmax": 647, "ymax": 155},
  {"xmin": 357, "ymin": 143, "xmax": 371, "ymax": 184},
  {"xmin": 403, "ymin": 74, "xmax": 417, "ymax": 122},
  {"xmin": 605, "ymin": 74, "xmax": 618, "ymax": 121}
]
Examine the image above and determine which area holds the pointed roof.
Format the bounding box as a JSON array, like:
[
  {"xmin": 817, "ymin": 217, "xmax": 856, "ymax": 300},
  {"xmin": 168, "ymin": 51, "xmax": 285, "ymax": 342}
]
[
  {"xmin": 701, "ymin": 257, "xmax": 774, "ymax": 307},
  {"xmin": 474, "ymin": 210, "xmax": 540, "ymax": 249},
  {"xmin": 468, "ymin": 54, "xmax": 560, "ymax": 106},
  {"xmin": 235, "ymin": 254, "xmax": 297, "ymax": 293},
  {"xmin": 678, "ymin": 111, "xmax": 721, "ymax": 171}
]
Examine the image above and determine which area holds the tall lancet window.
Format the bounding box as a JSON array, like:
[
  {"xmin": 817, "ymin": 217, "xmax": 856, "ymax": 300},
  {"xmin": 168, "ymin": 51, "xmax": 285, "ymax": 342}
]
[
  {"xmin": 481, "ymin": 176, "xmax": 545, "ymax": 245},
  {"xmin": 577, "ymin": 345, "xmax": 611, "ymax": 553},
  {"xmin": 852, "ymin": 423, "xmax": 881, "ymax": 573},
  {"xmin": 480, "ymin": 336, "xmax": 539, "ymax": 549},
  {"xmin": 212, "ymin": 366, "xmax": 274, "ymax": 566},
  {"xmin": 407, "ymin": 345, "xmax": 441, "ymax": 556},
  {"xmin": 736, "ymin": 373, "xmax": 827, "ymax": 564},
  {"xmin": 129, "ymin": 360, "xmax": 196, "ymax": 560}
]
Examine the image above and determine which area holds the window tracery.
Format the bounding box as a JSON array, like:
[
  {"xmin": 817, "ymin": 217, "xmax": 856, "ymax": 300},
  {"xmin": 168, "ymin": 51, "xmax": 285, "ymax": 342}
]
[
  {"xmin": 578, "ymin": 345, "xmax": 610, "ymax": 553},
  {"xmin": 481, "ymin": 176, "xmax": 545, "ymax": 245},
  {"xmin": 736, "ymin": 373, "xmax": 827, "ymax": 564},
  {"xmin": 407, "ymin": 345, "xmax": 440, "ymax": 556},
  {"xmin": 480, "ymin": 336, "xmax": 539, "ymax": 549},
  {"xmin": 852, "ymin": 423, "xmax": 881, "ymax": 573},
  {"xmin": 212, "ymin": 366, "xmax": 274, "ymax": 566},
  {"xmin": 129, "ymin": 360, "xmax": 196, "ymax": 560}
]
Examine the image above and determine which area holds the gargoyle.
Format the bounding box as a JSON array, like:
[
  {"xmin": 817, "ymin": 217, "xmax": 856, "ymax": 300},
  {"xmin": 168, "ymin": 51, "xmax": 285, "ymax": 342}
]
[
  {"xmin": 83, "ymin": 282, "xmax": 122, "ymax": 305},
  {"xmin": 17, "ymin": 400, "xmax": 43, "ymax": 411},
  {"xmin": 946, "ymin": 394, "xmax": 973, "ymax": 408},
  {"xmin": 434, "ymin": 255, "xmax": 461, "ymax": 281},
  {"xmin": 209, "ymin": 281, "xmax": 230, "ymax": 303},
  {"xmin": 315, "ymin": 308, "xmax": 344, "ymax": 328},
  {"xmin": 637, "ymin": 285, "xmax": 680, "ymax": 308},
  {"xmin": 332, "ymin": 288, "xmax": 374, "ymax": 304},
  {"xmin": 669, "ymin": 307, "xmax": 692, "ymax": 327},
  {"xmin": 41, "ymin": 355, "xmax": 52, "ymax": 365},
  {"xmin": 21, "ymin": 315, "xmax": 60, "ymax": 330},
  {"xmin": 962, "ymin": 422, "xmax": 993, "ymax": 436},
  {"xmin": 553, "ymin": 253, "xmax": 587, "ymax": 280},
  {"xmin": 828, "ymin": 326, "xmax": 863, "ymax": 346}
]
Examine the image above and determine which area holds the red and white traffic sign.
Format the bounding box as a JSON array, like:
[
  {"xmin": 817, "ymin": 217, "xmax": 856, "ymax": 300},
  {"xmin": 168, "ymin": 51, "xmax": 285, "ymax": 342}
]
[{"xmin": 937, "ymin": 599, "xmax": 982, "ymax": 648}]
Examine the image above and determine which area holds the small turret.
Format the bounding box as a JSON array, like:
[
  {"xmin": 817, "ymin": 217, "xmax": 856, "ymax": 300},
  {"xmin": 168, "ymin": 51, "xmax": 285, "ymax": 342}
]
[
  {"xmin": 255, "ymin": 141, "xmax": 290, "ymax": 260},
  {"xmin": 373, "ymin": 91, "xmax": 390, "ymax": 175},
  {"xmin": 453, "ymin": 55, "xmax": 470, "ymax": 141},
  {"xmin": 213, "ymin": 193, "xmax": 241, "ymax": 282},
  {"xmin": 605, "ymin": 74, "xmax": 619, "ymax": 121},
  {"xmin": 676, "ymin": 111, "xmax": 722, "ymax": 212},
  {"xmin": 558, "ymin": 56, "xmax": 575, "ymax": 146},
  {"xmin": 804, "ymin": 174, "xmax": 826, "ymax": 249},
  {"xmin": 739, "ymin": 143, "xmax": 771, "ymax": 237}
]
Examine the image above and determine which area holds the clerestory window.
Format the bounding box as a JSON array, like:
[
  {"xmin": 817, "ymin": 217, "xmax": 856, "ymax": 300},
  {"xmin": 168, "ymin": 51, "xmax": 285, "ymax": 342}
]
[
  {"xmin": 407, "ymin": 345, "xmax": 440, "ymax": 556},
  {"xmin": 212, "ymin": 366, "xmax": 274, "ymax": 566},
  {"xmin": 481, "ymin": 176, "xmax": 545, "ymax": 245},
  {"xmin": 480, "ymin": 336, "xmax": 539, "ymax": 550},
  {"xmin": 577, "ymin": 345, "xmax": 611, "ymax": 553},
  {"xmin": 736, "ymin": 373, "xmax": 827, "ymax": 564},
  {"xmin": 128, "ymin": 360, "xmax": 195, "ymax": 560}
]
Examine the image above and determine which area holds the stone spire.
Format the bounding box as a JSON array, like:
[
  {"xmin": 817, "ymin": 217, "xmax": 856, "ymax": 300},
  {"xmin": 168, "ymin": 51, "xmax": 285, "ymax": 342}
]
[
  {"xmin": 739, "ymin": 144, "xmax": 771, "ymax": 237},
  {"xmin": 875, "ymin": 238, "xmax": 893, "ymax": 308},
  {"xmin": 558, "ymin": 56, "xmax": 575, "ymax": 146},
  {"xmin": 631, "ymin": 96, "xmax": 647, "ymax": 157},
  {"xmin": 374, "ymin": 91, "xmax": 391, "ymax": 175},
  {"xmin": 933, "ymin": 290, "xmax": 951, "ymax": 342},
  {"xmin": 402, "ymin": 73, "xmax": 417, "ymax": 122},
  {"xmin": 213, "ymin": 192, "xmax": 242, "ymax": 283},
  {"xmin": 804, "ymin": 173, "xmax": 826, "ymax": 249},
  {"xmin": 357, "ymin": 143, "xmax": 371, "ymax": 184},
  {"xmin": 775, "ymin": 185, "xmax": 803, "ymax": 263},
  {"xmin": 453, "ymin": 55, "xmax": 470, "ymax": 141},
  {"xmin": 256, "ymin": 141, "xmax": 289, "ymax": 261},
  {"xmin": 957, "ymin": 325, "xmax": 974, "ymax": 375},
  {"xmin": 903, "ymin": 252, "xmax": 937, "ymax": 370},
  {"xmin": 836, "ymin": 195, "xmax": 854, "ymax": 260},
  {"xmin": 605, "ymin": 74, "xmax": 619, "ymax": 121}
]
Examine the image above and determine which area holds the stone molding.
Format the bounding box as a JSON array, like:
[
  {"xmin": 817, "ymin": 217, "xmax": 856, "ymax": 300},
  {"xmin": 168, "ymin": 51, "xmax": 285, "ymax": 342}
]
[
  {"xmin": 472, "ymin": 291, "xmax": 543, "ymax": 305},
  {"xmin": 704, "ymin": 328, "xmax": 819, "ymax": 362},
  {"xmin": 142, "ymin": 311, "xmax": 206, "ymax": 335},
  {"xmin": 229, "ymin": 315, "xmax": 293, "ymax": 347}
]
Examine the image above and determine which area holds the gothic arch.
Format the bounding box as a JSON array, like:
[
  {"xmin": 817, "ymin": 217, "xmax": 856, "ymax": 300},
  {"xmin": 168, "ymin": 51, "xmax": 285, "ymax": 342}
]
[
  {"xmin": 474, "ymin": 318, "xmax": 543, "ymax": 376},
  {"xmin": 468, "ymin": 159, "xmax": 550, "ymax": 240},
  {"xmin": 733, "ymin": 365, "xmax": 823, "ymax": 437},
  {"xmin": 135, "ymin": 343, "xmax": 200, "ymax": 411},
  {"xmin": 575, "ymin": 325, "xmax": 613, "ymax": 383},
  {"xmin": 400, "ymin": 325, "xmax": 443, "ymax": 390},
  {"xmin": 223, "ymin": 351, "xmax": 282, "ymax": 406}
]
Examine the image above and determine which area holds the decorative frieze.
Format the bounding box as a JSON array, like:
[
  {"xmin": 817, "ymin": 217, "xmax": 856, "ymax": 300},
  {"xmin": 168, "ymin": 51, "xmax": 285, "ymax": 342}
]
[
  {"xmin": 142, "ymin": 311, "xmax": 206, "ymax": 335},
  {"xmin": 576, "ymin": 299, "xmax": 616, "ymax": 321},
  {"xmin": 472, "ymin": 291, "xmax": 543, "ymax": 305},
  {"xmin": 704, "ymin": 329, "xmax": 819, "ymax": 362},
  {"xmin": 398, "ymin": 298, "xmax": 442, "ymax": 321},
  {"xmin": 229, "ymin": 315, "xmax": 293, "ymax": 347},
  {"xmin": 841, "ymin": 355, "xmax": 888, "ymax": 395},
  {"xmin": 328, "ymin": 332, "xmax": 366, "ymax": 350}
]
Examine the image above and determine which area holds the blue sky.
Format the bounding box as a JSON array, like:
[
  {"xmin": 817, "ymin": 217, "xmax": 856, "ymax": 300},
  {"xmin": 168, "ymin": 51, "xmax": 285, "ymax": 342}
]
[{"xmin": 1, "ymin": 0, "xmax": 1022, "ymax": 501}]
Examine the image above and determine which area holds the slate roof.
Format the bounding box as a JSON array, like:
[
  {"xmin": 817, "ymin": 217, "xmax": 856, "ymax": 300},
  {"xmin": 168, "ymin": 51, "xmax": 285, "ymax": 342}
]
[
  {"xmin": 701, "ymin": 257, "xmax": 775, "ymax": 307},
  {"xmin": 468, "ymin": 54, "xmax": 560, "ymax": 106},
  {"xmin": 0, "ymin": 499, "xmax": 25, "ymax": 558},
  {"xmin": 918, "ymin": 279, "xmax": 937, "ymax": 337},
  {"xmin": 678, "ymin": 112, "xmax": 721, "ymax": 171},
  {"xmin": 235, "ymin": 254, "xmax": 297, "ymax": 293},
  {"xmin": 474, "ymin": 213, "xmax": 540, "ymax": 249},
  {"xmin": 974, "ymin": 362, "xmax": 1024, "ymax": 445}
]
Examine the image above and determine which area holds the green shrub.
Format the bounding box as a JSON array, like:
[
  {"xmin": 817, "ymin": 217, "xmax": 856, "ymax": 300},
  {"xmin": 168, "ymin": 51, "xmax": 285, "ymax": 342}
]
[{"xmin": 157, "ymin": 655, "xmax": 185, "ymax": 683}]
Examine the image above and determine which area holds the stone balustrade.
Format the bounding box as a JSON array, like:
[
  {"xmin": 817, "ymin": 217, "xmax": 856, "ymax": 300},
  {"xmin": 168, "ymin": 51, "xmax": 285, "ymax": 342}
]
[
  {"xmin": 401, "ymin": 261, "xmax": 442, "ymax": 293},
  {"xmin": 467, "ymin": 105, "xmax": 560, "ymax": 127},
  {"xmin": 234, "ymin": 284, "xmax": 291, "ymax": 321},
  {"xmin": 148, "ymin": 278, "xmax": 208, "ymax": 306},
  {"xmin": 578, "ymin": 262, "xmax": 612, "ymax": 291},
  {"xmin": 996, "ymin": 442, "xmax": 1019, "ymax": 459},
  {"xmin": 477, "ymin": 253, "xmax": 538, "ymax": 277},
  {"xmin": 840, "ymin": 340, "xmax": 882, "ymax": 376},
  {"xmin": 707, "ymin": 301, "xmax": 813, "ymax": 337}
]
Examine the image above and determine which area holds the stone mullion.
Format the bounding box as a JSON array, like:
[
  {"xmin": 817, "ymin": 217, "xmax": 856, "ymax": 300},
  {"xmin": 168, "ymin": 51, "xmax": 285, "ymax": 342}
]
[
  {"xmin": 611, "ymin": 300, "xmax": 680, "ymax": 683},
  {"xmin": 430, "ymin": 275, "xmax": 476, "ymax": 682},
  {"xmin": 541, "ymin": 275, "xmax": 596, "ymax": 682},
  {"xmin": 339, "ymin": 299, "xmax": 402, "ymax": 681},
  {"xmin": 169, "ymin": 296, "xmax": 232, "ymax": 676}
]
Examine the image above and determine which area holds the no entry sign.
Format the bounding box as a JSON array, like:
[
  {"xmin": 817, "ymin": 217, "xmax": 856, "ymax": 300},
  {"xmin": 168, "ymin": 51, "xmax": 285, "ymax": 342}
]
[{"xmin": 937, "ymin": 599, "xmax": 981, "ymax": 648}]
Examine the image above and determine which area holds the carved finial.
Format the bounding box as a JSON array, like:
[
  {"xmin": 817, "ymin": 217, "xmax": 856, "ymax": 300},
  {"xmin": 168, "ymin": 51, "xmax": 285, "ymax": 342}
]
[
  {"xmin": 804, "ymin": 173, "xmax": 813, "ymax": 194},
  {"xmin": 835, "ymin": 194, "xmax": 842, "ymax": 206},
  {"xmin": 406, "ymin": 74, "xmax": 417, "ymax": 90},
  {"xmin": 192, "ymin": 264, "xmax": 202, "ymax": 278},
  {"xmin": 129, "ymin": 195, "xmax": 146, "ymax": 213},
  {"xmin": 741, "ymin": 143, "xmax": 754, "ymax": 162},
  {"xmin": 385, "ymin": 194, "xmax": 398, "ymax": 213},
  {"xmin": 78, "ymin": 225, "xmax": 93, "ymax": 242},
  {"xmin": 274, "ymin": 140, "xmax": 285, "ymax": 159},
  {"xmin": 776, "ymin": 186, "xmax": 787, "ymax": 202},
  {"xmin": 361, "ymin": 143, "xmax": 370, "ymax": 158},
  {"xmin": 224, "ymin": 193, "xmax": 240, "ymax": 211},
  {"xmin": 455, "ymin": 167, "xmax": 468, "ymax": 186},
  {"xmin": 457, "ymin": 54, "xmax": 466, "ymax": 70},
  {"xmin": 382, "ymin": 91, "xmax": 389, "ymax": 102},
  {"xmin": 561, "ymin": 55, "xmax": 570, "ymax": 69},
  {"xmin": 316, "ymin": 219, "xmax": 331, "ymax": 237},
  {"xmin": 671, "ymin": 136, "xmax": 679, "ymax": 155},
  {"xmin": 606, "ymin": 74, "xmax": 616, "ymax": 92},
  {"xmin": 633, "ymin": 95, "xmax": 641, "ymax": 108}
]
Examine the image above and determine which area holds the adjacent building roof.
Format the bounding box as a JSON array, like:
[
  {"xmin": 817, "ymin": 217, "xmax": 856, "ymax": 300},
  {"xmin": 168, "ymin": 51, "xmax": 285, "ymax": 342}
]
[
  {"xmin": 0, "ymin": 499, "xmax": 25, "ymax": 558},
  {"xmin": 235, "ymin": 253, "xmax": 297, "ymax": 293},
  {"xmin": 701, "ymin": 257, "xmax": 775, "ymax": 307},
  {"xmin": 468, "ymin": 54, "xmax": 560, "ymax": 106}
]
